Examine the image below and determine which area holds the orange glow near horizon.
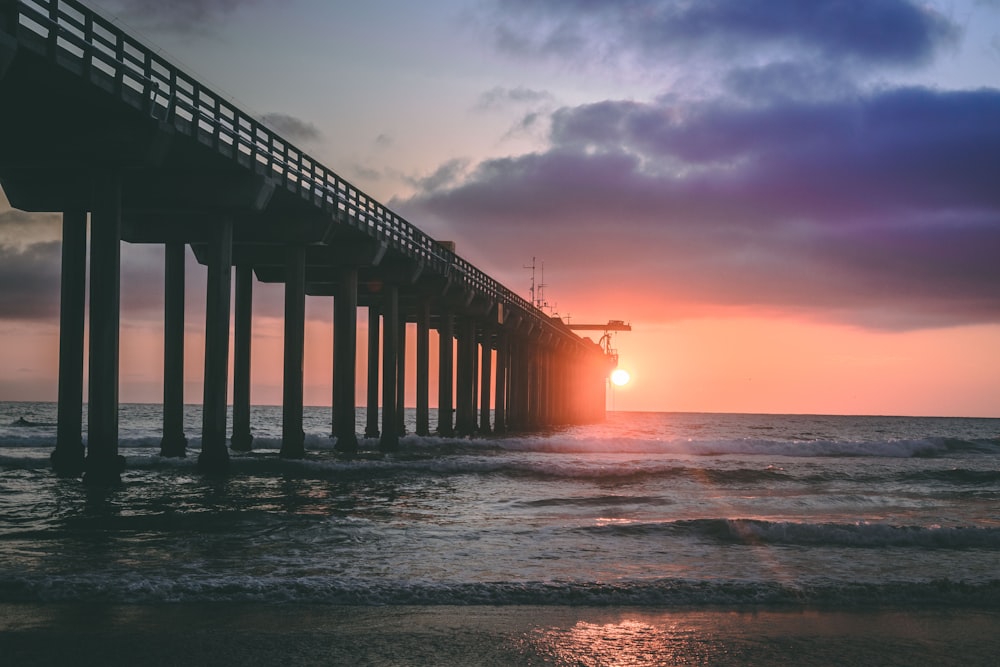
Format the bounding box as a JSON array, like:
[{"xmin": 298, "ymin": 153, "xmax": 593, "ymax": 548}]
[{"xmin": 2, "ymin": 307, "xmax": 999, "ymax": 418}]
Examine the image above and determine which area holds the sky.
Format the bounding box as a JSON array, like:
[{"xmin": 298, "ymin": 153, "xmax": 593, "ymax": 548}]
[{"xmin": 1, "ymin": 0, "xmax": 999, "ymax": 417}]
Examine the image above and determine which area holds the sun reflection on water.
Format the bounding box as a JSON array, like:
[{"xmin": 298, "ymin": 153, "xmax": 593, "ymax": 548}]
[{"xmin": 529, "ymin": 618, "xmax": 703, "ymax": 666}]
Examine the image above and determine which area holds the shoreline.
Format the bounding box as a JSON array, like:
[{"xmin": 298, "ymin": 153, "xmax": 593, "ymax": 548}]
[{"xmin": 3, "ymin": 603, "xmax": 1000, "ymax": 666}]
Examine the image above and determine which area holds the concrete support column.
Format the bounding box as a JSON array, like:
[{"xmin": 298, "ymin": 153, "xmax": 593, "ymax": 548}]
[
  {"xmin": 493, "ymin": 331, "xmax": 507, "ymax": 434},
  {"xmin": 538, "ymin": 347, "xmax": 551, "ymax": 428},
  {"xmin": 84, "ymin": 174, "xmax": 123, "ymax": 485},
  {"xmin": 565, "ymin": 354, "xmax": 576, "ymax": 424},
  {"xmin": 455, "ymin": 317, "xmax": 476, "ymax": 436},
  {"xmin": 551, "ymin": 350, "xmax": 561, "ymax": 425},
  {"xmin": 230, "ymin": 262, "xmax": 253, "ymax": 452},
  {"xmin": 597, "ymin": 359, "xmax": 610, "ymax": 422},
  {"xmin": 520, "ymin": 342, "xmax": 534, "ymax": 431},
  {"xmin": 508, "ymin": 340, "xmax": 521, "ymax": 431},
  {"xmin": 379, "ymin": 285, "xmax": 399, "ymax": 451},
  {"xmin": 160, "ymin": 242, "xmax": 188, "ymax": 457},
  {"xmin": 524, "ymin": 342, "xmax": 539, "ymax": 431},
  {"xmin": 437, "ymin": 310, "xmax": 454, "ymax": 436},
  {"xmin": 198, "ymin": 216, "xmax": 233, "ymax": 474},
  {"xmin": 506, "ymin": 338, "xmax": 520, "ymax": 431},
  {"xmin": 479, "ymin": 329, "xmax": 492, "ymax": 434},
  {"xmin": 570, "ymin": 355, "xmax": 583, "ymax": 424},
  {"xmin": 539, "ymin": 346, "xmax": 551, "ymax": 428},
  {"xmin": 472, "ymin": 335, "xmax": 479, "ymax": 423},
  {"xmin": 280, "ymin": 245, "xmax": 306, "ymax": 459},
  {"xmin": 415, "ymin": 299, "xmax": 430, "ymax": 436},
  {"xmin": 52, "ymin": 210, "xmax": 87, "ymax": 476},
  {"xmin": 365, "ymin": 304, "xmax": 380, "ymax": 438},
  {"xmin": 396, "ymin": 317, "xmax": 406, "ymax": 435},
  {"xmin": 587, "ymin": 357, "xmax": 605, "ymax": 423},
  {"xmin": 554, "ymin": 351, "xmax": 569, "ymax": 425},
  {"xmin": 333, "ymin": 268, "xmax": 359, "ymax": 454}
]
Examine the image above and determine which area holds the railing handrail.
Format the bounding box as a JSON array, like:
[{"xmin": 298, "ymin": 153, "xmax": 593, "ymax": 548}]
[{"xmin": 8, "ymin": 0, "xmax": 592, "ymax": 350}]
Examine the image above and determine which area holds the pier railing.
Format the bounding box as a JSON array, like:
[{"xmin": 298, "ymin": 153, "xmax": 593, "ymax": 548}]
[{"xmin": 7, "ymin": 0, "xmax": 587, "ymax": 348}]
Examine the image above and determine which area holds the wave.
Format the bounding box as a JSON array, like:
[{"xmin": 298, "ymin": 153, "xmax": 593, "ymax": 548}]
[
  {"xmin": 4, "ymin": 446, "xmax": 999, "ymax": 493},
  {"xmin": 899, "ymin": 469, "xmax": 1000, "ymax": 485},
  {"xmin": 112, "ymin": 454, "xmax": 833, "ymax": 487},
  {"xmin": 3, "ymin": 430, "xmax": 998, "ymax": 459},
  {"xmin": 1, "ymin": 572, "xmax": 997, "ymax": 608},
  {"xmin": 578, "ymin": 518, "xmax": 1000, "ymax": 549},
  {"xmin": 488, "ymin": 435, "xmax": 1000, "ymax": 458}
]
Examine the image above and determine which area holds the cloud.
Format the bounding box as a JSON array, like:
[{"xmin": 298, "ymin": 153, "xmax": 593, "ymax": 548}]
[
  {"xmin": 485, "ymin": 0, "xmax": 959, "ymax": 86},
  {"xmin": 0, "ymin": 242, "xmax": 61, "ymax": 321},
  {"xmin": 410, "ymin": 159, "xmax": 471, "ymax": 192},
  {"xmin": 475, "ymin": 86, "xmax": 555, "ymax": 112},
  {"xmin": 0, "ymin": 240, "xmax": 175, "ymax": 323},
  {"xmin": 93, "ymin": 0, "xmax": 258, "ymax": 32},
  {"xmin": 0, "ymin": 207, "xmax": 61, "ymax": 250},
  {"xmin": 721, "ymin": 61, "xmax": 860, "ymax": 103},
  {"xmin": 401, "ymin": 86, "xmax": 1000, "ymax": 330},
  {"xmin": 259, "ymin": 113, "xmax": 323, "ymax": 145}
]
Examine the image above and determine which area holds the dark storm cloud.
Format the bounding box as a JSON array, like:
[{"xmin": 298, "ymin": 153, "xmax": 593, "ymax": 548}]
[
  {"xmin": 0, "ymin": 238, "xmax": 201, "ymax": 324},
  {"xmin": 260, "ymin": 113, "xmax": 323, "ymax": 145},
  {"xmin": 488, "ymin": 0, "xmax": 958, "ymax": 69},
  {"xmin": 0, "ymin": 242, "xmax": 61, "ymax": 321},
  {"xmin": 93, "ymin": 0, "xmax": 257, "ymax": 33},
  {"xmin": 402, "ymin": 86, "xmax": 1000, "ymax": 330}
]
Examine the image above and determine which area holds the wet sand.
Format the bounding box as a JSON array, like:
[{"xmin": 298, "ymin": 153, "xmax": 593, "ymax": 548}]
[{"xmin": 2, "ymin": 603, "xmax": 999, "ymax": 666}]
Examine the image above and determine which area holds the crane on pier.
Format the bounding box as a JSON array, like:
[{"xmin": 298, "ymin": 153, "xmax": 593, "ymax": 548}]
[
  {"xmin": 522, "ymin": 258, "xmax": 631, "ymax": 365},
  {"xmin": 565, "ymin": 320, "xmax": 632, "ymax": 364}
]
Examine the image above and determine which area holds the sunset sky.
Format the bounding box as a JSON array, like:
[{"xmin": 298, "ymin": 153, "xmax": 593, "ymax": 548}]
[{"xmin": 1, "ymin": 0, "xmax": 999, "ymax": 417}]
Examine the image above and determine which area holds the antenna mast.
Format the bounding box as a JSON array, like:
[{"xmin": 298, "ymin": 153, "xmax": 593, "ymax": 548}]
[
  {"xmin": 537, "ymin": 260, "xmax": 548, "ymax": 311},
  {"xmin": 524, "ymin": 257, "xmax": 553, "ymax": 312},
  {"xmin": 523, "ymin": 257, "xmax": 537, "ymax": 307}
]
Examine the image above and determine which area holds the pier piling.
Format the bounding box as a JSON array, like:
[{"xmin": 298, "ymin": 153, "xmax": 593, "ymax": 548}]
[
  {"xmin": 197, "ymin": 217, "xmax": 233, "ymax": 474},
  {"xmin": 230, "ymin": 262, "xmax": 254, "ymax": 452},
  {"xmin": 84, "ymin": 173, "xmax": 123, "ymax": 486},
  {"xmin": 52, "ymin": 210, "xmax": 87, "ymax": 476},
  {"xmin": 160, "ymin": 242, "xmax": 188, "ymax": 457},
  {"xmin": 280, "ymin": 245, "xmax": 306, "ymax": 459},
  {"xmin": 333, "ymin": 268, "xmax": 359, "ymax": 454}
]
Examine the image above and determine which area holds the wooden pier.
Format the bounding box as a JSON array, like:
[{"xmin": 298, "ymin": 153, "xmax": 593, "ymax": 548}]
[{"xmin": 0, "ymin": 0, "xmax": 617, "ymax": 484}]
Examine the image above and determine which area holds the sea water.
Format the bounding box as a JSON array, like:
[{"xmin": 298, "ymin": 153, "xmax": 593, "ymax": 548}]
[{"xmin": 1, "ymin": 402, "xmax": 998, "ymax": 607}]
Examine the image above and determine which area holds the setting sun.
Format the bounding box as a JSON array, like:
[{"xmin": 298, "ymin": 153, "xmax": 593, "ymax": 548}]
[{"xmin": 610, "ymin": 368, "xmax": 631, "ymax": 387}]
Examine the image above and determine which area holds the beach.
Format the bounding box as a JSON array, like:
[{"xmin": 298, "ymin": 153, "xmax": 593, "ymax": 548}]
[{"xmin": 3, "ymin": 603, "xmax": 1000, "ymax": 666}]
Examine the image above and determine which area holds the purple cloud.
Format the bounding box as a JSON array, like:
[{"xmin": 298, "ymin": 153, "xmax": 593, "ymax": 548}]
[
  {"xmin": 0, "ymin": 242, "xmax": 61, "ymax": 321},
  {"xmin": 488, "ymin": 0, "xmax": 958, "ymax": 68},
  {"xmin": 92, "ymin": 0, "xmax": 259, "ymax": 33},
  {"xmin": 400, "ymin": 86, "xmax": 1000, "ymax": 330}
]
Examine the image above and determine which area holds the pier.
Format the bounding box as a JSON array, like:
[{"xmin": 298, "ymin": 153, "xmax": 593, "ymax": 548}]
[{"xmin": 0, "ymin": 0, "xmax": 619, "ymax": 484}]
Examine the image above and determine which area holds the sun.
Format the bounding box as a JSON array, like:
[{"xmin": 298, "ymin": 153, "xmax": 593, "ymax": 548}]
[{"xmin": 610, "ymin": 368, "xmax": 630, "ymax": 387}]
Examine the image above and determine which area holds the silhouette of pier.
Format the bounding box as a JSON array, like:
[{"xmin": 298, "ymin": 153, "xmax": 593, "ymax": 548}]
[{"xmin": 0, "ymin": 0, "xmax": 617, "ymax": 484}]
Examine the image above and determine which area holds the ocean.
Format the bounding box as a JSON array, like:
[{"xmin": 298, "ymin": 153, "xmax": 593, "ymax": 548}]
[{"xmin": 2, "ymin": 402, "xmax": 1000, "ymax": 664}]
